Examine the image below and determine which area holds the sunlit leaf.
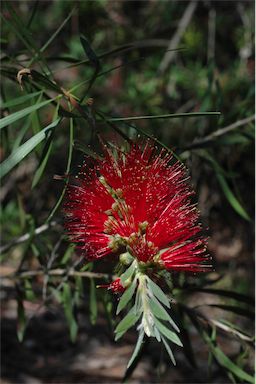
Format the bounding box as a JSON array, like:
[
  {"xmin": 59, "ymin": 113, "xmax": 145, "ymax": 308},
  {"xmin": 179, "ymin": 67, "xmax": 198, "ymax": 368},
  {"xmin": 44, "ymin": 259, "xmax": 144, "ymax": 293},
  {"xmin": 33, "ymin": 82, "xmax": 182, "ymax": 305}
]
[
  {"xmin": 0, "ymin": 97, "xmax": 56, "ymax": 130},
  {"xmin": 0, "ymin": 118, "xmax": 61, "ymax": 178},
  {"xmin": 0, "ymin": 91, "xmax": 42, "ymax": 109}
]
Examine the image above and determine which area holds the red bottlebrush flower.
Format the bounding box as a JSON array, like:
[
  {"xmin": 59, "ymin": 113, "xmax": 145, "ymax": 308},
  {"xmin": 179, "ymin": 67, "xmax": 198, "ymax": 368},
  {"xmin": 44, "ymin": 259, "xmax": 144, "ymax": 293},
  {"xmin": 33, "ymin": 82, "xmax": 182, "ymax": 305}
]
[
  {"xmin": 98, "ymin": 278, "xmax": 125, "ymax": 293},
  {"xmin": 64, "ymin": 140, "xmax": 211, "ymax": 272}
]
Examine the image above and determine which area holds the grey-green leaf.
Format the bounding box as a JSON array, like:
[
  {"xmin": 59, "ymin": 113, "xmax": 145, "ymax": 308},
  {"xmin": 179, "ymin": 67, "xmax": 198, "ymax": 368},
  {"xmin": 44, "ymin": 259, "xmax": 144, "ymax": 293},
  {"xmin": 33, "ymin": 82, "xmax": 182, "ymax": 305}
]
[
  {"xmin": 154, "ymin": 318, "xmax": 183, "ymax": 347},
  {"xmin": 116, "ymin": 278, "xmax": 137, "ymax": 315},
  {"xmin": 162, "ymin": 337, "xmax": 176, "ymax": 365},
  {"xmin": 120, "ymin": 260, "xmax": 136, "ymax": 285},
  {"xmin": 127, "ymin": 330, "xmax": 145, "ymax": 369},
  {"xmin": 149, "ymin": 296, "xmax": 179, "ymax": 332},
  {"xmin": 115, "ymin": 308, "xmax": 140, "ymax": 336},
  {"xmin": 147, "ymin": 278, "xmax": 170, "ymax": 308}
]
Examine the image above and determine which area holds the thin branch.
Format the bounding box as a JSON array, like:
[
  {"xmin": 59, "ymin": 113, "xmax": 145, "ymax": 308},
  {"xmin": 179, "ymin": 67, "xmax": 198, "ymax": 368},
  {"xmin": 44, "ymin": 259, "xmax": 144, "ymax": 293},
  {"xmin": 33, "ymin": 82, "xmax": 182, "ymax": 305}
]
[
  {"xmin": 0, "ymin": 221, "xmax": 59, "ymax": 254},
  {"xmin": 183, "ymin": 115, "xmax": 255, "ymax": 150},
  {"xmin": 1, "ymin": 267, "xmax": 111, "ymax": 280},
  {"xmin": 158, "ymin": 1, "xmax": 198, "ymax": 74}
]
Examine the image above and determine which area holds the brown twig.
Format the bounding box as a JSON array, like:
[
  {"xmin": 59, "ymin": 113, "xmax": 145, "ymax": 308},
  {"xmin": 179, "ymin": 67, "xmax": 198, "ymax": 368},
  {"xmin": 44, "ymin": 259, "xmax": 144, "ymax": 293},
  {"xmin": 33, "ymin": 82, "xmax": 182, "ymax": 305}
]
[
  {"xmin": 158, "ymin": 1, "xmax": 198, "ymax": 74},
  {"xmin": 0, "ymin": 221, "xmax": 59, "ymax": 254},
  {"xmin": 183, "ymin": 115, "xmax": 255, "ymax": 150},
  {"xmin": 2, "ymin": 268, "xmax": 111, "ymax": 280}
]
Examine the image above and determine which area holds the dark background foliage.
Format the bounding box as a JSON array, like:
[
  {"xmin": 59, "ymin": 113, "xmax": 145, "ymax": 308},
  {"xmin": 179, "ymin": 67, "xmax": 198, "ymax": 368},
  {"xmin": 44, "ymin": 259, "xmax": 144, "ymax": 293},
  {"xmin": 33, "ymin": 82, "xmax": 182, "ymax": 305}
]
[{"xmin": 1, "ymin": 1, "xmax": 254, "ymax": 383}]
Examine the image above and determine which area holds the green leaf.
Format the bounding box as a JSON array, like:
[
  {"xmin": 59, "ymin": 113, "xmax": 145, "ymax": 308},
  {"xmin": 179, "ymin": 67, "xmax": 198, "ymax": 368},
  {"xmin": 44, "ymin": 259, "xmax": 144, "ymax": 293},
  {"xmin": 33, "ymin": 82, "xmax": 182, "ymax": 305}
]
[
  {"xmin": 24, "ymin": 279, "xmax": 36, "ymax": 301},
  {"xmin": 120, "ymin": 260, "xmax": 136, "ymax": 285},
  {"xmin": 200, "ymin": 304, "xmax": 254, "ymax": 319},
  {"xmin": 89, "ymin": 278, "xmax": 97, "ymax": 325},
  {"xmin": 29, "ymin": 70, "xmax": 62, "ymax": 92},
  {"xmin": 216, "ymin": 172, "xmax": 250, "ymax": 221},
  {"xmin": 115, "ymin": 308, "xmax": 141, "ymax": 337},
  {"xmin": 204, "ymin": 333, "xmax": 255, "ymax": 383},
  {"xmin": 0, "ymin": 91, "xmax": 42, "ymax": 109},
  {"xmin": 127, "ymin": 330, "xmax": 145, "ymax": 369},
  {"xmin": 80, "ymin": 35, "xmax": 100, "ymax": 69},
  {"xmin": 46, "ymin": 117, "xmax": 73, "ymax": 222},
  {"xmin": 116, "ymin": 278, "xmax": 137, "ymax": 315},
  {"xmin": 0, "ymin": 97, "xmax": 55, "ymax": 130},
  {"xmin": 185, "ymin": 288, "xmax": 254, "ymax": 306},
  {"xmin": 100, "ymin": 112, "xmax": 221, "ymax": 123},
  {"xmin": 147, "ymin": 277, "xmax": 170, "ymax": 308},
  {"xmin": 40, "ymin": 10, "xmax": 74, "ymax": 53},
  {"xmin": 149, "ymin": 295, "xmax": 179, "ymax": 333},
  {"xmin": 0, "ymin": 118, "xmax": 61, "ymax": 178},
  {"xmin": 154, "ymin": 318, "xmax": 183, "ymax": 347},
  {"xmin": 162, "ymin": 337, "xmax": 176, "ymax": 365},
  {"xmin": 62, "ymin": 283, "xmax": 78, "ymax": 343},
  {"xmin": 31, "ymin": 130, "xmax": 54, "ymax": 188},
  {"xmin": 17, "ymin": 298, "xmax": 26, "ymax": 342},
  {"xmin": 60, "ymin": 244, "xmax": 75, "ymax": 264}
]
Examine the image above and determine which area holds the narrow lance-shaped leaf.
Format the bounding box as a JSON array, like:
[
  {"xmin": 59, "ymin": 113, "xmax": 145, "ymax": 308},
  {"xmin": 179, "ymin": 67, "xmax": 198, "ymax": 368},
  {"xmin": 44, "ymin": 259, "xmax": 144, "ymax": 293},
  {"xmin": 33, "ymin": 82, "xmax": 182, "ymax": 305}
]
[
  {"xmin": 89, "ymin": 278, "xmax": 97, "ymax": 325},
  {"xmin": 32, "ymin": 102, "xmax": 60, "ymax": 188},
  {"xmin": 80, "ymin": 35, "xmax": 100, "ymax": 69},
  {"xmin": 127, "ymin": 330, "xmax": 145, "ymax": 369},
  {"xmin": 0, "ymin": 91, "xmax": 42, "ymax": 109},
  {"xmin": 216, "ymin": 172, "xmax": 250, "ymax": 221},
  {"xmin": 97, "ymin": 111, "xmax": 221, "ymax": 123},
  {"xmin": 62, "ymin": 283, "xmax": 78, "ymax": 343},
  {"xmin": 162, "ymin": 337, "xmax": 176, "ymax": 365},
  {"xmin": 17, "ymin": 298, "xmax": 26, "ymax": 342},
  {"xmin": 115, "ymin": 307, "xmax": 141, "ymax": 336},
  {"xmin": 203, "ymin": 332, "xmax": 255, "ymax": 384},
  {"xmin": 154, "ymin": 317, "xmax": 183, "ymax": 347},
  {"xmin": 0, "ymin": 118, "xmax": 61, "ymax": 178},
  {"xmin": 149, "ymin": 295, "xmax": 179, "ymax": 332},
  {"xmin": 116, "ymin": 278, "xmax": 137, "ymax": 315},
  {"xmin": 46, "ymin": 116, "xmax": 73, "ymax": 222},
  {"xmin": 147, "ymin": 277, "xmax": 170, "ymax": 308},
  {"xmin": 0, "ymin": 97, "xmax": 56, "ymax": 130}
]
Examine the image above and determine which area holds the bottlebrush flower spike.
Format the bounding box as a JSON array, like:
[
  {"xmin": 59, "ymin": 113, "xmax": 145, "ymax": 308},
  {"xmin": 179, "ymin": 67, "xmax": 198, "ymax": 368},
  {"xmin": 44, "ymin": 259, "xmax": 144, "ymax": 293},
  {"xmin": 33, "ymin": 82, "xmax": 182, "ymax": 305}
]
[{"xmin": 64, "ymin": 140, "xmax": 211, "ymax": 272}]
